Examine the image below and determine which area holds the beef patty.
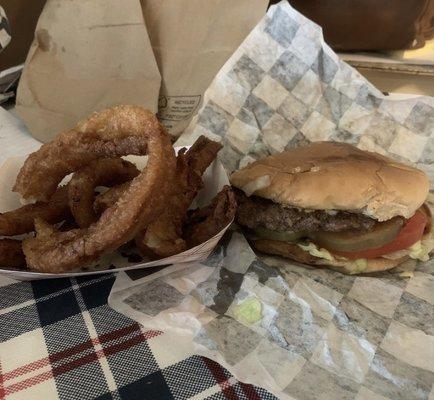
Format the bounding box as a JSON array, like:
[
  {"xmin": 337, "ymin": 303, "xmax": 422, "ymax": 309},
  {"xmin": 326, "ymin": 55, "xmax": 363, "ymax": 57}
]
[{"xmin": 235, "ymin": 189, "xmax": 376, "ymax": 233}]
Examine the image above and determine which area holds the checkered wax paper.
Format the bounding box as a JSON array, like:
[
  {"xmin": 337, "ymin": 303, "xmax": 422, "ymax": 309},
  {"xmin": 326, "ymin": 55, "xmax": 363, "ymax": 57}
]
[
  {"xmin": 0, "ymin": 273, "xmax": 276, "ymax": 399},
  {"xmin": 110, "ymin": 231, "xmax": 434, "ymax": 400},
  {"xmin": 0, "ymin": 7, "xmax": 11, "ymax": 53},
  {"xmin": 110, "ymin": 2, "xmax": 434, "ymax": 399},
  {"xmin": 177, "ymin": 2, "xmax": 434, "ymax": 181}
]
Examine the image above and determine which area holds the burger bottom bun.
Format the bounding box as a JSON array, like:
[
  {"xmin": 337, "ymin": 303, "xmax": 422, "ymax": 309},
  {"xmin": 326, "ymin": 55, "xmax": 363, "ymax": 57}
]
[{"xmin": 251, "ymin": 239, "xmax": 407, "ymax": 275}]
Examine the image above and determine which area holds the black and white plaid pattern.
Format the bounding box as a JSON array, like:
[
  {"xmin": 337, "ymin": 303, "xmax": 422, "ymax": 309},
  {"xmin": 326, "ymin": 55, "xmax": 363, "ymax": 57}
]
[
  {"xmin": 0, "ymin": 274, "xmax": 277, "ymax": 399},
  {"xmin": 0, "ymin": 7, "xmax": 11, "ymax": 52}
]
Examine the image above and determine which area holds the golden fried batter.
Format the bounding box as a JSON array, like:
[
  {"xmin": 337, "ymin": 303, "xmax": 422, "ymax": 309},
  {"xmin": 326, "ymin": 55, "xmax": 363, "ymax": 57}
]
[
  {"xmin": 14, "ymin": 106, "xmax": 159, "ymax": 201},
  {"xmin": 68, "ymin": 158, "xmax": 139, "ymax": 228},
  {"xmin": 136, "ymin": 136, "xmax": 222, "ymax": 258},
  {"xmin": 22, "ymin": 106, "xmax": 176, "ymax": 273},
  {"xmin": 0, "ymin": 186, "xmax": 70, "ymax": 236}
]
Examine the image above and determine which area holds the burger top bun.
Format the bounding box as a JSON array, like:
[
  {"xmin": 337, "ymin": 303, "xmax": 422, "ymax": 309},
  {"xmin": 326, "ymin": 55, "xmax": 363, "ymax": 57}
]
[{"xmin": 230, "ymin": 141, "xmax": 429, "ymax": 221}]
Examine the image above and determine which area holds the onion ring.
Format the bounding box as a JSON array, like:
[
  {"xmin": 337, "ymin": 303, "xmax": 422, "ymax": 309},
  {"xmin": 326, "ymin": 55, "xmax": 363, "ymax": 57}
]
[
  {"xmin": 14, "ymin": 105, "xmax": 159, "ymax": 202},
  {"xmin": 183, "ymin": 186, "xmax": 236, "ymax": 247},
  {"xmin": 22, "ymin": 107, "xmax": 176, "ymax": 273},
  {"xmin": 136, "ymin": 136, "xmax": 222, "ymax": 258},
  {"xmin": 0, "ymin": 186, "xmax": 70, "ymax": 236},
  {"xmin": 93, "ymin": 182, "xmax": 130, "ymax": 216},
  {"xmin": 0, "ymin": 239, "xmax": 26, "ymax": 269},
  {"xmin": 68, "ymin": 157, "xmax": 139, "ymax": 228}
]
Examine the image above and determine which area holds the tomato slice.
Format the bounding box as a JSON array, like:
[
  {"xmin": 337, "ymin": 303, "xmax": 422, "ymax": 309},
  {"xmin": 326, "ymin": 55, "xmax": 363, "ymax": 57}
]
[{"xmin": 331, "ymin": 210, "xmax": 428, "ymax": 260}]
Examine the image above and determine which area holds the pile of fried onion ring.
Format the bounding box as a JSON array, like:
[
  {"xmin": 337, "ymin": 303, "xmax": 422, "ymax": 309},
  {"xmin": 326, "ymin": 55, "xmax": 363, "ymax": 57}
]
[{"xmin": 0, "ymin": 105, "xmax": 236, "ymax": 273}]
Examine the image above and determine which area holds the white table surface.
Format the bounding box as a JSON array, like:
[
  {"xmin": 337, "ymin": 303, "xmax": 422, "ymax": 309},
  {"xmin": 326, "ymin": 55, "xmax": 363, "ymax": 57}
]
[{"xmin": 0, "ymin": 107, "xmax": 40, "ymax": 166}]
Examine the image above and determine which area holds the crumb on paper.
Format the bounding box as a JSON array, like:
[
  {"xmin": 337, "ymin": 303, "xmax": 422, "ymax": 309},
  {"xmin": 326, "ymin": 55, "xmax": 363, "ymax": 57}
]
[
  {"xmin": 233, "ymin": 297, "xmax": 262, "ymax": 325},
  {"xmin": 399, "ymin": 271, "xmax": 414, "ymax": 279}
]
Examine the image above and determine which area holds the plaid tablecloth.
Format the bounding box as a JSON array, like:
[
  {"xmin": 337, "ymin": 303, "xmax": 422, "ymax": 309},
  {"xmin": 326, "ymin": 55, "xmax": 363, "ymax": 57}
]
[{"xmin": 0, "ymin": 274, "xmax": 277, "ymax": 399}]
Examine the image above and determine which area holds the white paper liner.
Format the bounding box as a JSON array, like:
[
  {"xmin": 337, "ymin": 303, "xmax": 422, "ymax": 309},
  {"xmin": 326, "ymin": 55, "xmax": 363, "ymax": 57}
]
[{"xmin": 0, "ymin": 148, "xmax": 232, "ymax": 280}]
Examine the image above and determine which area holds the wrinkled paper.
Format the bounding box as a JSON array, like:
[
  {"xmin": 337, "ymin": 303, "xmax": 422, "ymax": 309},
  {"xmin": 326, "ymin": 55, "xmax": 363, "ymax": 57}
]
[
  {"xmin": 141, "ymin": 0, "xmax": 268, "ymax": 138},
  {"xmin": 110, "ymin": 2, "xmax": 434, "ymax": 399},
  {"xmin": 15, "ymin": 0, "xmax": 161, "ymax": 143},
  {"xmin": 15, "ymin": 0, "xmax": 268, "ymax": 142}
]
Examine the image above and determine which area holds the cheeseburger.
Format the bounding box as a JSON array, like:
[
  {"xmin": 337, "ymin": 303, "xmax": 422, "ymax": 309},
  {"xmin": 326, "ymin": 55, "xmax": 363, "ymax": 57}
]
[{"xmin": 230, "ymin": 141, "xmax": 433, "ymax": 274}]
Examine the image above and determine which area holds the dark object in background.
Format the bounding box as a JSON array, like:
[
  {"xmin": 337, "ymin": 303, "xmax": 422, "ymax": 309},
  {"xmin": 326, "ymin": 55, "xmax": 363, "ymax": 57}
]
[
  {"xmin": 0, "ymin": 0, "xmax": 47, "ymax": 71},
  {"xmin": 0, "ymin": 7, "xmax": 12, "ymax": 53},
  {"xmin": 270, "ymin": 0, "xmax": 434, "ymax": 51},
  {"xmin": 0, "ymin": 5, "xmax": 14, "ymax": 106}
]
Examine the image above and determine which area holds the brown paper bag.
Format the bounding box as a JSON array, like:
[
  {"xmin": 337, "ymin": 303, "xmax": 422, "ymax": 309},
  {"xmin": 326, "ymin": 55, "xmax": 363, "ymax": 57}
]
[
  {"xmin": 141, "ymin": 0, "xmax": 268, "ymax": 137},
  {"xmin": 16, "ymin": 0, "xmax": 161, "ymax": 142}
]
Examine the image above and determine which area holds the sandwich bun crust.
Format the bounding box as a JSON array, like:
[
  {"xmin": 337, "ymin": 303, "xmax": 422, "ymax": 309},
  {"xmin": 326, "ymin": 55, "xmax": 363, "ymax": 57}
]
[
  {"xmin": 251, "ymin": 238, "xmax": 406, "ymax": 274},
  {"xmin": 230, "ymin": 141, "xmax": 429, "ymax": 221}
]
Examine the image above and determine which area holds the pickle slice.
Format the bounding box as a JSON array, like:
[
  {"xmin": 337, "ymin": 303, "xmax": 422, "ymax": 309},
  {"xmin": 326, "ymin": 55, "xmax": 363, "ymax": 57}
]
[
  {"xmin": 253, "ymin": 217, "xmax": 404, "ymax": 253},
  {"xmin": 253, "ymin": 227, "xmax": 307, "ymax": 242},
  {"xmin": 311, "ymin": 217, "xmax": 403, "ymax": 252}
]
